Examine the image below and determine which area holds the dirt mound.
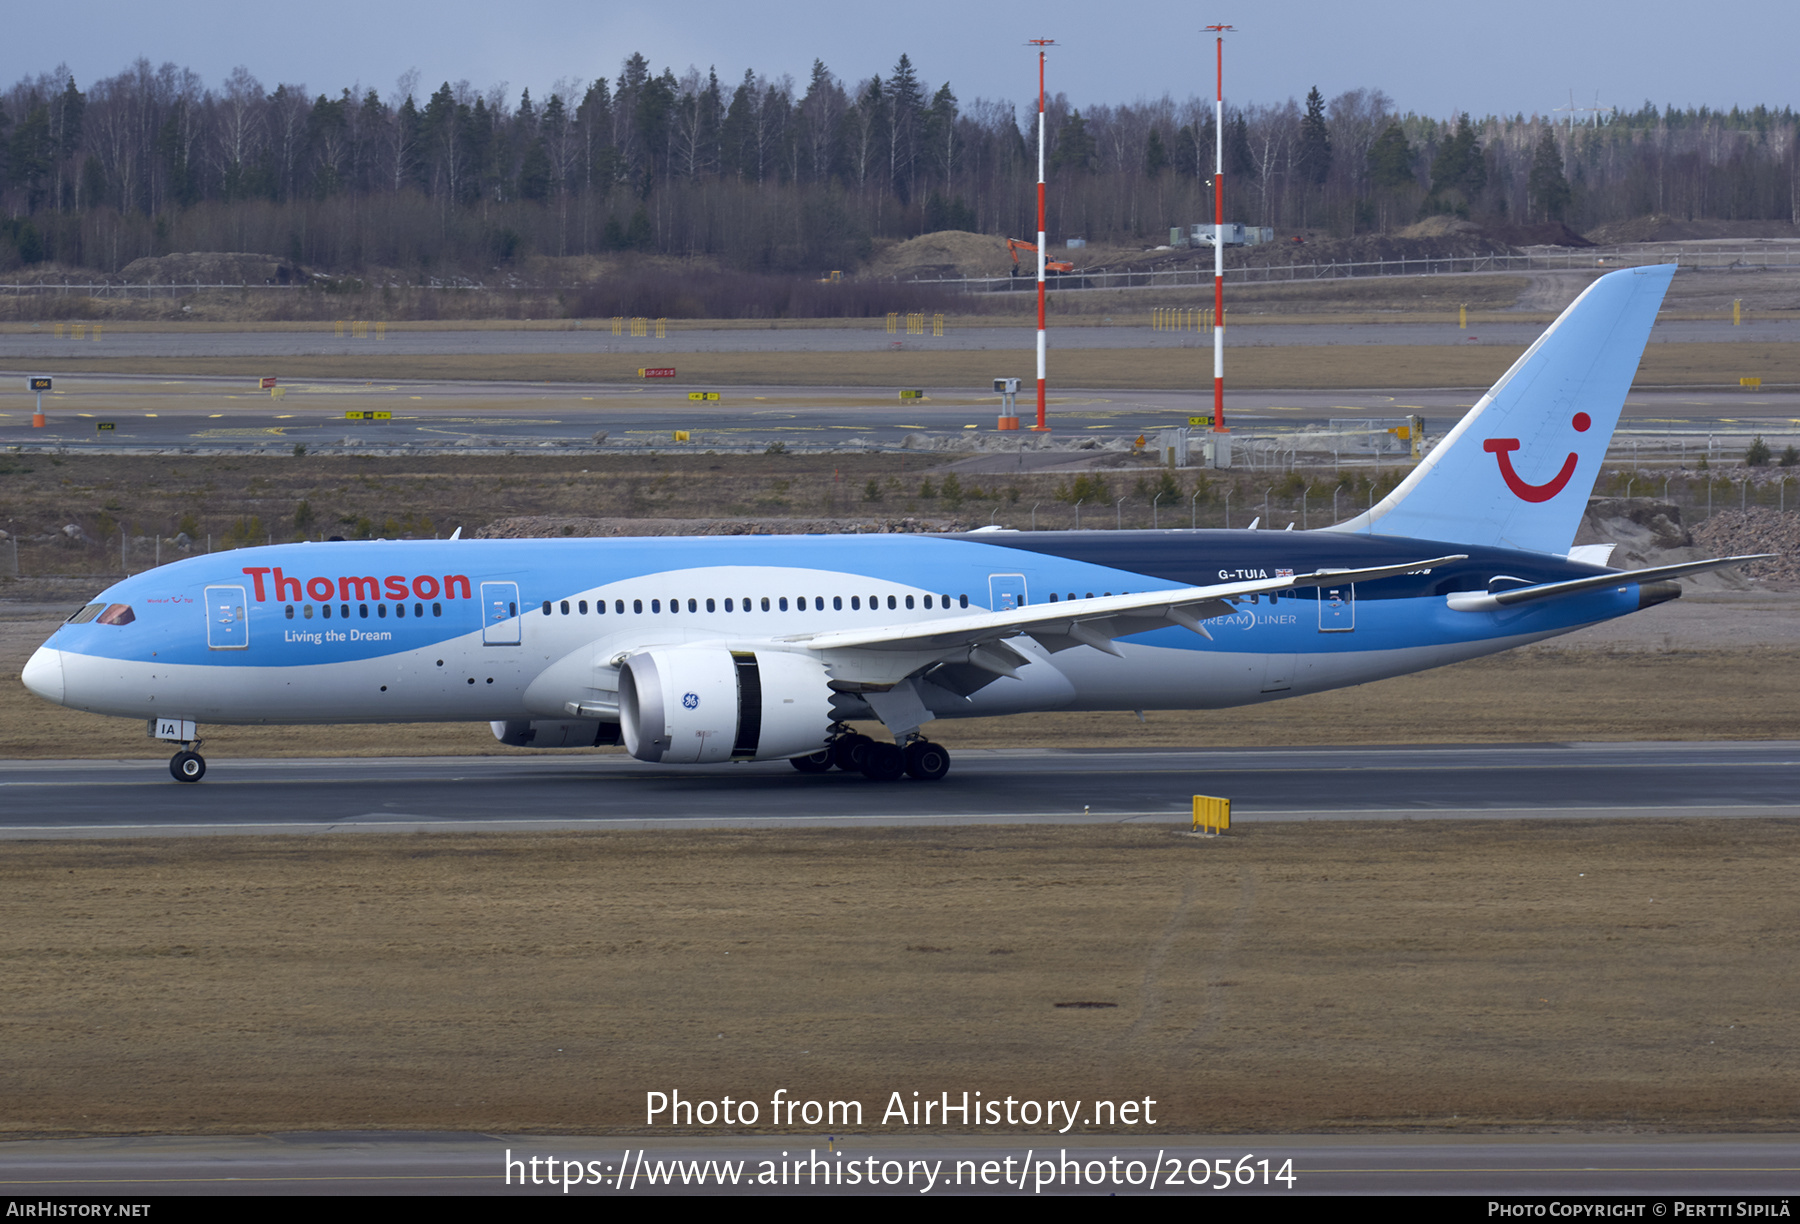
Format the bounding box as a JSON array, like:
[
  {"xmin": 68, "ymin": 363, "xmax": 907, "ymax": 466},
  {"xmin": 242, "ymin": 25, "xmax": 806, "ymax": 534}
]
[
  {"xmin": 1398, "ymin": 216, "xmax": 1481, "ymax": 239},
  {"xmin": 1481, "ymin": 220, "xmax": 1594, "ymax": 248},
  {"xmin": 866, "ymin": 231, "xmax": 1014, "ymax": 280},
  {"xmin": 1584, "ymin": 215, "xmax": 1800, "ymax": 244},
  {"xmin": 1232, "ymin": 227, "xmax": 1513, "ymax": 270},
  {"xmin": 117, "ymin": 252, "xmax": 310, "ymax": 286},
  {"xmin": 1581, "ymin": 498, "xmax": 1798, "ymax": 589},
  {"xmin": 1693, "ymin": 508, "xmax": 1800, "ymax": 585}
]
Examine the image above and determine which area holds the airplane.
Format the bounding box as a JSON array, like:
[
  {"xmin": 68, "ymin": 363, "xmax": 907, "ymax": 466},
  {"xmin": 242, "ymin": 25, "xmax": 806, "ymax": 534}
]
[{"xmin": 19, "ymin": 263, "xmax": 1765, "ymax": 784}]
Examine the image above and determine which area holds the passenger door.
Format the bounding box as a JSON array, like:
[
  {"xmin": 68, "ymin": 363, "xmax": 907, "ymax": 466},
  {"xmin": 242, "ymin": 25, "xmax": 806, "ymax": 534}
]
[
  {"xmin": 204, "ymin": 585, "xmax": 248, "ymax": 650},
  {"xmin": 481, "ymin": 581, "xmax": 521, "ymax": 645}
]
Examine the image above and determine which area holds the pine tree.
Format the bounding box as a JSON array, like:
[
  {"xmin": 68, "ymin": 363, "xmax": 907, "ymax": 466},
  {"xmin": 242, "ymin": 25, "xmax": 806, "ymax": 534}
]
[
  {"xmin": 1367, "ymin": 122, "xmax": 1414, "ymax": 190},
  {"xmin": 1527, "ymin": 130, "xmax": 1571, "ymax": 221},
  {"xmin": 1144, "ymin": 128, "xmax": 1168, "ymax": 179},
  {"xmin": 1297, "ymin": 87, "xmax": 1331, "ymax": 186}
]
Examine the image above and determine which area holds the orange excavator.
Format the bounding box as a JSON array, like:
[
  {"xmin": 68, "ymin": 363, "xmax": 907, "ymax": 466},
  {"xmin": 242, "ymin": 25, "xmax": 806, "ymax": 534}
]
[{"xmin": 1006, "ymin": 238, "xmax": 1073, "ymax": 277}]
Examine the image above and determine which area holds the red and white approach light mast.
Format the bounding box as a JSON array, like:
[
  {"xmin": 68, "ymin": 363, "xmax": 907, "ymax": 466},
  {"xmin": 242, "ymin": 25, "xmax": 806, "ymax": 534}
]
[
  {"xmin": 1029, "ymin": 38, "xmax": 1055, "ymax": 431},
  {"xmin": 1205, "ymin": 23, "xmax": 1232, "ymax": 435}
]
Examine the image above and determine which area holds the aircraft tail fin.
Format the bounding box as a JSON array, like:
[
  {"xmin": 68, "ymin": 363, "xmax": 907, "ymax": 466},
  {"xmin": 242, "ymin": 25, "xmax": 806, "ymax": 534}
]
[{"xmin": 1327, "ymin": 263, "xmax": 1675, "ymax": 555}]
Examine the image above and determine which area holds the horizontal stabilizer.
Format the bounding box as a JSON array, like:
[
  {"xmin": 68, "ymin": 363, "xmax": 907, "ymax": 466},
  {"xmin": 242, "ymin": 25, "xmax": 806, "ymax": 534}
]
[{"xmin": 1445, "ymin": 555, "xmax": 1772, "ymax": 612}]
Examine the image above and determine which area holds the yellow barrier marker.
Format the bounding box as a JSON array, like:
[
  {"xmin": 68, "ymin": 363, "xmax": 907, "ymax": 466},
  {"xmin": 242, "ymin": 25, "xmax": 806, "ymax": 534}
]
[
  {"xmin": 687, "ymin": 392, "xmax": 720, "ymax": 401},
  {"xmin": 93, "ymin": 323, "xmax": 101, "ymax": 341},
  {"xmin": 376, "ymin": 320, "xmax": 386, "ymax": 339},
  {"xmin": 1741, "ymin": 376, "xmax": 1762, "ymax": 388},
  {"xmin": 655, "ymin": 318, "xmax": 667, "ymax": 339},
  {"xmin": 1734, "ymin": 299, "xmax": 1742, "ymax": 326},
  {"xmin": 898, "ymin": 389, "xmax": 925, "ymax": 401},
  {"xmin": 1459, "ymin": 303, "xmax": 1468, "ymax": 329},
  {"xmin": 1192, "ymin": 795, "xmax": 1231, "ymax": 836},
  {"xmin": 886, "ymin": 312, "xmax": 898, "ymax": 333},
  {"xmin": 334, "ymin": 320, "xmax": 344, "ymax": 337},
  {"xmin": 672, "ymin": 430, "xmax": 690, "ymax": 442}
]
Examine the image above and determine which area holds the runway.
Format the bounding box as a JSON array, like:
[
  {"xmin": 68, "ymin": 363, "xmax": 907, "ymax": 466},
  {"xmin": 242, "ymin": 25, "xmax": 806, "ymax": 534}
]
[
  {"xmin": 0, "ymin": 1131, "xmax": 1793, "ymax": 1195},
  {"xmin": 1, "ymin": 373, "xmax": 1793, "ymax": 454},
  {"xmin": 6, "ymin": 742, "xmax": 1797, "ymax": 837}
]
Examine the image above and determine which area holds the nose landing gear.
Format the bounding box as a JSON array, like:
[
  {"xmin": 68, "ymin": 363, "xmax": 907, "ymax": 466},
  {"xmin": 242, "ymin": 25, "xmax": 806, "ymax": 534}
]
[{"xmin": 169, "ymin": 748, "xmax": 206, "ymax": 783}]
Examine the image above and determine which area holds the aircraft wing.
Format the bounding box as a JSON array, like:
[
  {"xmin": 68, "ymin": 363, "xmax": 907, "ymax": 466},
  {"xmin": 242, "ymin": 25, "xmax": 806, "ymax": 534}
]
[
  {"xmin": 784, "ymin": 555, "xmax": 1464, "ymax": 689},
  {"xmin": 1444, "ymin": 555, "xmax": 1772, "ymax": 612}
]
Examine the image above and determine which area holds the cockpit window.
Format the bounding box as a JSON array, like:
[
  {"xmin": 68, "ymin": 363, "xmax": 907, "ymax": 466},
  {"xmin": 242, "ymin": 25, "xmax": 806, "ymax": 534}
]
[
  {"xmin": 96, "ymin": 603, "xmax": 136, "ymax": 626},
  {"xmin": 67, "ymin": 603, "xmax": 105, "ymax": 624}
]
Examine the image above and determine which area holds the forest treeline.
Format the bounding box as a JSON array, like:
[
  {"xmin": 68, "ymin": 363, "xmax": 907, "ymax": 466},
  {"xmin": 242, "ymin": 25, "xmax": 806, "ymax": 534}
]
[{"xmin": 0, "ymin": 52, "xmax": 1795, "ymax": 276}]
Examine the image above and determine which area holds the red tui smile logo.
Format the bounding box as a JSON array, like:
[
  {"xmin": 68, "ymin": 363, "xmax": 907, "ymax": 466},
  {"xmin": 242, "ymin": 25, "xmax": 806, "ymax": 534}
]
[{"xmin": 1483, "ymin": 412, "xmax": 1591, "ymax": 502}]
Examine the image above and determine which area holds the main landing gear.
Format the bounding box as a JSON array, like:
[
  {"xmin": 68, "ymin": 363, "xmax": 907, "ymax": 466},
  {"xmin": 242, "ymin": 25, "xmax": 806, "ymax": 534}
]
[
  {"xmin": 169, "ymin": 747, "xmax": 206, "ymax": 783},
  {"xmin": 789, "ymin": 730, "xmax": 951, "ymax": 782}
]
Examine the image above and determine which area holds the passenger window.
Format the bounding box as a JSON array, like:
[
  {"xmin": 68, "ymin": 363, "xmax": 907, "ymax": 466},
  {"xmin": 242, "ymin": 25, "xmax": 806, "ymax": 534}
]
[
  {"xmin": 851, "ymin": 596, "xmax": 860, "ymax": 610},
  {"xmin": 905, "ymin": 595, "xmax": 914, "ymax": 609},
  {"xmin": 924, "ymin": 595, "xmax": 933, "ymax": 608},
  {"xmin": 633, "ymin": 599, "xmax": 642, "ymax": 614},
  {"xmin": 706, "ymin": 598, "xmax": 715, "ymax": 613},
  {"xmin": 725, "ymin": 598, "xmax": 734, "ymax": 612},
  {"xmin": 322, "ymin": 604, "xmax": 332, "ymax": 619},
  {"xmin": 779, "ymin": 597, "xmax": 789, "ymax": 611},
  {"xmin": 887, "ymin": 595, "xmax": 897, "ymax": 610},
  {"xmin": 560, "ymin": 600, "xmax": 570, "ymax": 615},
  {"xmin": 543, "ymin": 601, "xmax": 553, "ymax": 615},
  {"xmin": 433, "ymin": 603, "xmax": 442, "ymax": 616},
  {"xmin": 833, "ymin": 596, "xmax": 842, "ymax": 610},
  {"xmin": 1049, "ymin": 593, "xmax": 1058, "ymax": 602},
  {"xmin": 340, "ymin": 604, "xmax": 349, "ymax": 618},
  {"xmin": 652, "ymin": 599, "xmax": 661, "ymax": 613},
  {"xmin": 285, "ymin": 605, "xmax": 295, "ymax": 620},
  {"xmin": 396, "ymin": 603, "xmax": 406, "ymax": 618},
  {"xmin": 414, "ymin": 603, "xmax": 424, "ymax": 617},
  {"xmin": 960, "ymin": 594, "xmax": 969, "ymax": 608},
  {"xmin": 688, "ymin": 598, "xmax": 697, "ymax": 613},
  {"xmin": 614, "ymin": 600, "xmax": 624, "ymax": 614},
  {"xmin": 579, "ymin": 600, "xmax": 588, "ymax": 614},
  {"xmin": 378, "ymin": 603, "xmax": 387, "ymax": 618},
  {"xmin": 303, "ymin": 604, "xmax": 313, "ymax": 620},
  {"xmin": 761, "ymin": 597, "xmax": 770, "ymax": 611}
]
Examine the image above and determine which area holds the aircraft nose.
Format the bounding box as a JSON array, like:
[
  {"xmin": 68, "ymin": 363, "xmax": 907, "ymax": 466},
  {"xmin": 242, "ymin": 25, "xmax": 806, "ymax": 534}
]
[{"xmin": 21, "ymin": 646, "xmax": 65, "ymax": 706}]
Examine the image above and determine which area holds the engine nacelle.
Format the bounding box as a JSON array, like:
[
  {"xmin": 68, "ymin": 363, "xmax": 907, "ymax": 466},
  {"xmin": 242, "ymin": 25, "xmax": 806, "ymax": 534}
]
[
  {"xmin": 490, "ymin": 719, "xmax": 621, "ymax": 748},
  {"xmin": 618, "ymin": 648, "xmax": 833, "ymax": 764}
]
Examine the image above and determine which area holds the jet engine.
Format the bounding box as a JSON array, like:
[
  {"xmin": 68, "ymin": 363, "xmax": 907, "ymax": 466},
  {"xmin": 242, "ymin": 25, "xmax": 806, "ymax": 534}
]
[{"xmin": 618, "ymin": 648, "xmax": 833, "ymax": 764}]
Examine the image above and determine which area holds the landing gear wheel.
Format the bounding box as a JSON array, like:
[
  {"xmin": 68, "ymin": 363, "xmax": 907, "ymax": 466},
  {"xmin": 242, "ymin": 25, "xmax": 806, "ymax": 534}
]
[
  {"xmin": 170, "ymin": 750, "xmax": 206, "ymax": 783},
  {"xmin": 903, "ymin": 740, "xmax": 951, "ymax": 781},
  {"xmin": 860, "ymin": 741, "xmax": 906, "ymax": 782},
  {"xmin": 831, "ymin": 733, "xmax": 873, "ymax": 773},
  {"xmin": 790, "ymin": 748, "xmax": 834, "ymax": 774}
]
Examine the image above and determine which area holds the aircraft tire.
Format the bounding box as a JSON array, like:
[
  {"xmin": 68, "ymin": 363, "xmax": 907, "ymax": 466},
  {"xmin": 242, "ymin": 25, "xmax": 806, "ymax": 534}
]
[
  {"xmin": 170, "ymin": 751, "xmax": 206, "ymax": 783},
  {"xmin": 831, "ymin": 734, "xmax": 872, "ymax": 772},
  {"xmin": 860, "ymin": 742, "xmax": 906, "ymax": 782},
  {"xmin": 903, "ymin": 741, "xmax": 950, "ymax": 781},
  {"xmin": 789, "ymin": 748, "xmax": 834, "ymax": 774}
]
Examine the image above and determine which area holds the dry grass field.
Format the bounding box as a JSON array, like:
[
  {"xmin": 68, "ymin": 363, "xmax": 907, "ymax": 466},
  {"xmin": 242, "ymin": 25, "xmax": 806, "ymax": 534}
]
[
  {"xmin": 25, "ymin": 340, "xmax": 1800, "ymax": 390},
  {"xmin": 3, "ymin": 820, "xmax": 1797, "ymax": 1137}
]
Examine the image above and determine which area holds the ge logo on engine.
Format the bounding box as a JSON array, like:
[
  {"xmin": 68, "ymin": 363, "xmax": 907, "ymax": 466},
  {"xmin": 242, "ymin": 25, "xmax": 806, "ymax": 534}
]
[{"xmin": 682, "ymin": 692, "xmax": 700, "ymax": 709}]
